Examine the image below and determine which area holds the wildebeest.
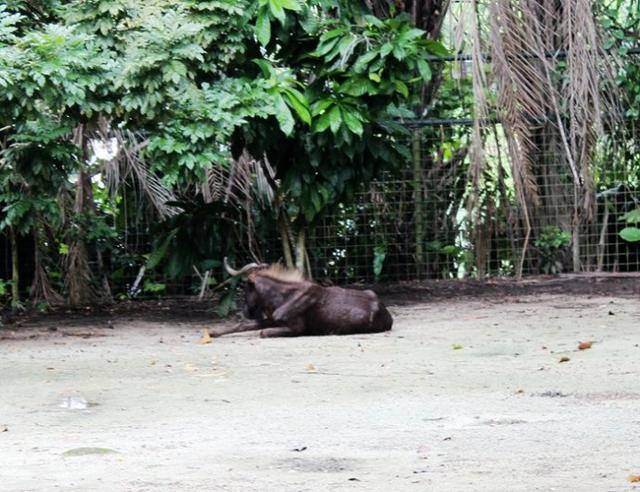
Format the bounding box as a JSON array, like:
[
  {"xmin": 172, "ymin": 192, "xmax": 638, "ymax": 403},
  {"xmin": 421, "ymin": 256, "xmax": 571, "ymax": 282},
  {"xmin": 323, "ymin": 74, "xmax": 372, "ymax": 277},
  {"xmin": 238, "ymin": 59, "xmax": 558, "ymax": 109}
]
[{"xmin": 210, "ymin": 259, "xmax": 393, "ymax": 338}]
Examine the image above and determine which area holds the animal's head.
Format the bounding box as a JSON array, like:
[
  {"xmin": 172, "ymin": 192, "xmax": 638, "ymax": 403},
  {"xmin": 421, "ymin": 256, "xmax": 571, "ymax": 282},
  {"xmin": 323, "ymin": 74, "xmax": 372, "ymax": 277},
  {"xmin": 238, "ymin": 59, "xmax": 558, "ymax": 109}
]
[
  {"xmin": 223, "ymin": 258, "xmax": 267, "ymax": 319},
  {"xmin": 224, "ymin": 258, "xmax": 304, "ymax": 321}
]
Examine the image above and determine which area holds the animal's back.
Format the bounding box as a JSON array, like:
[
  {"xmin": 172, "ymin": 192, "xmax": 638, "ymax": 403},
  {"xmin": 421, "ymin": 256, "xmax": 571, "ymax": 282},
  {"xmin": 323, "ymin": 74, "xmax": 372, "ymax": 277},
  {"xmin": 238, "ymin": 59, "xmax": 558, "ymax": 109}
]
[{"xmin": 307, "ymin": 286, "xmax": 392, "ymax": 335}]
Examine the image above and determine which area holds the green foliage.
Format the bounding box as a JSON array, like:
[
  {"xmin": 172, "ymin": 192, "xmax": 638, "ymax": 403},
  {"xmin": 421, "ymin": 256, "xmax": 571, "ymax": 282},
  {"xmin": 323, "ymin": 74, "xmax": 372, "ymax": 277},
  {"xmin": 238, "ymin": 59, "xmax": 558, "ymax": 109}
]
[
  {"xmin": 598, "ymin": 0, "xmax": 640, "ymax": 117},
  {"xmin": 534, "ymin": 227, "xmax": 571, "ymax": 274},
  {"xmin": 145, "ymin": 199, "xmax": 237, "ymax": 278},
  {"xmin": 619, "ymin": 208, "xmax": 640, "ymax": 242},
  {"xmin": 214, "ymin": 286, "xmax": 238, "ymax": 317},
  {"xmin": 620, "ymin": 227, "xmax": 640, "ymax": 242},
  {"xmin": 373, "ymin": 244, "xmax": 386, "ymax": 281},
  {"xmin": 254, "ymin": 0, "xmax": 301, "ymax": 45},
  {"xmin": 534, "ymin": 227, "xmax": 571, "ymax": 251},
  {"xmin": 0, "ymin": 0, "xmax": 452, "ymax": 304},
  {"xmin": 240, "ymin": 9, "xmax": 447, "ymax": 226},
  {"xmin": 143, "ymin": 279, "xmax": 166, "ymax": 294},
  {"xmin": 621, "ymin": 208, "xmax": 640, "ymax": 224}
]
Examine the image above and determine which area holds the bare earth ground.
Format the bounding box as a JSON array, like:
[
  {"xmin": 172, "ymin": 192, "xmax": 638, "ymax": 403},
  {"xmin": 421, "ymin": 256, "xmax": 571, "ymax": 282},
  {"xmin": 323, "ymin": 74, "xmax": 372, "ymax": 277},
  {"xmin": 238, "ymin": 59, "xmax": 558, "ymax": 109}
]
[{"xmin": 1, "ymin": 277, "xmax": 640, "ymax": 491}]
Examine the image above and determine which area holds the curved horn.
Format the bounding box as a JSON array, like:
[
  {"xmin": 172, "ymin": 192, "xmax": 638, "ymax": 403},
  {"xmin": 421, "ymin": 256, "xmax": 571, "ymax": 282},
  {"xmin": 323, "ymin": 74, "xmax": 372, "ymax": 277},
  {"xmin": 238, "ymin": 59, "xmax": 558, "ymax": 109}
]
[{"xmin": 223, "ymin": 257, "xmax": 262, "ymax": 277}]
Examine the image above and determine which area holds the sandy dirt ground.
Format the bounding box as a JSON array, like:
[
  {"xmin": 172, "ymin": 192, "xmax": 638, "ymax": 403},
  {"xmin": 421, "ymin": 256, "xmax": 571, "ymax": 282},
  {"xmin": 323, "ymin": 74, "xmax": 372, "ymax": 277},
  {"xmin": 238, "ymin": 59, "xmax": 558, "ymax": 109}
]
[{"xmin": 1, "ymin": 292, "xmax": 640, "ymax": 491}]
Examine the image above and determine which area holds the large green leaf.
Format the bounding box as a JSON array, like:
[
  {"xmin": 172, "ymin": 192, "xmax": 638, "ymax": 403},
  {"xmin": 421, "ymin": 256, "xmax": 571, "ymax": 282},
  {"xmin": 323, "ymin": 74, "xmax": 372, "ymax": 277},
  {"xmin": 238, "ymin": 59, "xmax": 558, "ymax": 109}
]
[
  {"xmin": 274, "ymin": 93, "xmax": 295, "ymax": 135},
  {"xmin": 314, "ymin": 105, "xmax": 334, "ymax": 132},
  {"xmin": 417, "ymin": 58, "xmax": 432, "ymax": 82},
  {"xmin": 255, "ymin": 9, "xmax": 271, "ymax": 46},
  {"xmin": 328, "ymin": 105, "xmax": 342, "ymax": 134},
  {"xmin": 313, "ymin": 36, "xmax": 341, "ymax": 57},
  {"xmin": 394, "ymin": 80, "xmax": 409, "ymax": 98},
  {"xmin": 252, "ymin": 58, "xmax": 274, "ymax": 78},
  {"xmin": 279, "ymin": 0, "xmax": 301, "ymax": 12},
  {"xmin": 338, "ymin": 78, "xmax": 371, "ymax": 96},
  {"xmin": 341, "ymin": 108, "xmax": 363, "ymax": 136},
  {"xmin": 620, "ymin": 227, "xmax": 640, "ymax": 242},
  {"xmin": 284, "ymin": 88, "xmax": 311, "ymax": 125},
  {"xmin": 424, "ymin": 39, "xmax": 449, "ymax": 56},
  {"xmin": 269, "ymin": 0, "xmax": 286, "ymax": 24},
  {"xmin": 353, "ymin": 50, "xmax": 378, "ymax": 72}
]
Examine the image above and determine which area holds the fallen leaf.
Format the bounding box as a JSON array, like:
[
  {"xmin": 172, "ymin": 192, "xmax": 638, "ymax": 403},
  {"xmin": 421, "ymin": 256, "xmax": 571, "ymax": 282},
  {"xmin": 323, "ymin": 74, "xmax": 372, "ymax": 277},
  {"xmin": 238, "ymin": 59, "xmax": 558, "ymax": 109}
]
[
  {"xmin": 628, "ymin": 475, "xmax": 640, "ymax": 483},
  {"xmin": 1, "ymin": 425, "xmax": 7, "ymax": 432},
  {"xmin": 199, "ymin": 329, "xmax": 212, "ymax": 345},
  {"xmin": 452, "ymin": 344, "xmax": 463, "ymax": 350},
  {"xmin": 515, "ymin": 389, "xmax": 525, "ymax": 394},
  {"xmin": 578, "ymin": 341, "xmax": 593, "ymax": 350},
  {"xmin": 559, "ymin": 356, "xmax": 570, "ymax": 363},
  {"xmin": 63, "ymin": 447, "xmax": 118, "ymax": 457},
  {"xmin": 305, "ymin": 363, "xmax": 316, "ymax": 372}
]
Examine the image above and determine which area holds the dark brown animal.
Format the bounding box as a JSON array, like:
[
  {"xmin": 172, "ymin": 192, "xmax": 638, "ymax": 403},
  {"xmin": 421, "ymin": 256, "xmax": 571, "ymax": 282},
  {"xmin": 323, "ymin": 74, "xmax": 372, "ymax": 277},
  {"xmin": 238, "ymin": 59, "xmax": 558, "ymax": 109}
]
[{"xmin": 210, "ymin": 259, "xmax": 393, "ymax": 338}]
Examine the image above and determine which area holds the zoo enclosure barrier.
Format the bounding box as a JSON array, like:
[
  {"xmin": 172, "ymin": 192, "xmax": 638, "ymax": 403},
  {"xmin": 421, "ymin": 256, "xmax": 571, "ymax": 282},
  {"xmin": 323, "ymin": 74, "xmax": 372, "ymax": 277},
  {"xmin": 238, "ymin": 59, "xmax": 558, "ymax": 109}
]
[
  {"xmin": 93, "ymin": 116, "xmax": 640, "ymax": 300},
  {"xmin": 306, "ymin": 117, "xmax": 640, "ymax": 284}
]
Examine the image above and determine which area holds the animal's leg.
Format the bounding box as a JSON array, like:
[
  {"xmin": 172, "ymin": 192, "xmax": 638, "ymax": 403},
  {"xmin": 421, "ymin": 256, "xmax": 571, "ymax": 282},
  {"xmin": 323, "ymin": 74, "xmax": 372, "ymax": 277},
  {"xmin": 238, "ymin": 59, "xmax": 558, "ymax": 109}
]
[
  {"xmin": 210, "ymin": 320, "xmax": 262, "ymax": 337},
  {"xmin": 259, "ymin": 327, "xmax": 299, "ymax": 338},
  {"xmin": 271, "ymin": 286, "xmax": 317, "ymax": 322}
]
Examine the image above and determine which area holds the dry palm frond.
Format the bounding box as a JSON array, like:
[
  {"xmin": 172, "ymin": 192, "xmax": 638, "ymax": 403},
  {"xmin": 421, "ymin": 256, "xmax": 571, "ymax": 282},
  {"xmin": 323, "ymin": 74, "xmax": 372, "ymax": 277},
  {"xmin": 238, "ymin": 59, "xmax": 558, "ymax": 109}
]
[
  {"xmin": 103, "ymin": 129, "xmax": 179, "ymax": 219},
  {"xmin": 199, "ymin": 149, "xmax": 275, "ymax": 208},
  {"xmin": 466, "ymin": 0, "xmax": 488, "ymax": 216},
  {"xmin": 458, "ymin": 0, "xmax": 620, "ymax": 274},
  {"xmin": 560, "ymin": 0, "xmax": 621, "ymax": 217}
]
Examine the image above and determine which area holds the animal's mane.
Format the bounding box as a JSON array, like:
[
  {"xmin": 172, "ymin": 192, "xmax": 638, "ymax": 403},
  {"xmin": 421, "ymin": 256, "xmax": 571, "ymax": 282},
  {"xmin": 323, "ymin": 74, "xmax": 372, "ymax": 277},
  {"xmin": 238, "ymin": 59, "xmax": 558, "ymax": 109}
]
[{"xmin": 258, "ymin": 264, "xmax": 305, "ymax": 283}]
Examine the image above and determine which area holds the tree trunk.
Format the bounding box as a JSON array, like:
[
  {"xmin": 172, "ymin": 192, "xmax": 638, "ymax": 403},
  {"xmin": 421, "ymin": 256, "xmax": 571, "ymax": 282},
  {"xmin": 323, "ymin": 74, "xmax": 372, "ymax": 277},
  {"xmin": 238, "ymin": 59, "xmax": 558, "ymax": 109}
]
[
  {"xmin": 66, "ymin": 123, "xmax": 112, "ymax": 305},
  {"xmin": 295, "ymin": 228, "xmax": 308, "ymax": 275},
  {"xmin": 30, "ymin": 226, "xmax": 63, "ymax": 306},
  {"xmin": 412, "ymin": 129, "xmax": 425, "ymax": 275},
  {"xmin": 9, "ymin": 226, "xmax": 20, "ymax": 311},
  {"xmin": 67, "ymin": 168, "xmax": 99, "ymax": 306},
  {"xmin": 278, "ymin": 210, "xmax": 295, "ymax": 268}
]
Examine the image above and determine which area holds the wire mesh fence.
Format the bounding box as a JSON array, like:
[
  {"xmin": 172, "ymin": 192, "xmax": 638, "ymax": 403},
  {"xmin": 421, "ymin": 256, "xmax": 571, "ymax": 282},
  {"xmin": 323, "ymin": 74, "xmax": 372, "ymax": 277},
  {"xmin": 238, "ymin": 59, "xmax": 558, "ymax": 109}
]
[
  {"xmin": 306, "ymin": 118, "xmax": 640, "ymax": 284},
  {"xmin": 88, "ymin": 115, "xmax": 640, "ymax": 300},
  {"xmin": 3, "ymin": 117, "xmax": 638, "ymax": 304}
]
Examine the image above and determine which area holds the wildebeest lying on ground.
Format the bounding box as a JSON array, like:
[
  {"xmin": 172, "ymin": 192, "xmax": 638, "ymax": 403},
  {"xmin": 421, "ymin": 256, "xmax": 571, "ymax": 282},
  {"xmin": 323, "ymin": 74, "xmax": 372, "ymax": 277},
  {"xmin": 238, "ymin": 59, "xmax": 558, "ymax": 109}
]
[{"xmin": 210, "ymin": 259, "xmax": 393, "ymax": 338}]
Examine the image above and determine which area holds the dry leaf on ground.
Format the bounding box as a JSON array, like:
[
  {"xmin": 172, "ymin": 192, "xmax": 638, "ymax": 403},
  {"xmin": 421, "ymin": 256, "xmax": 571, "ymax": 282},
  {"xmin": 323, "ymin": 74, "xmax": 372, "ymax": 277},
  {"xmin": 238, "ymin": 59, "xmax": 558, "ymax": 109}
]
[
  {"xmin": 305, "ymin": 363, "xmax": 316, "ymax": 372},
  {"xmin": 578, "ymin": 341, "xmax": 593, "ymax": 350},
  {"xmin": 199, "ymin": 329, "xmax": 212, "ymax": 345},
  {"xmin": 559, "ymin": 356, "xmax": 570, "ymax": 363},
  {"xmin": 627, "ymin": 475, "xmax": 640, "ymax": 483}
]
